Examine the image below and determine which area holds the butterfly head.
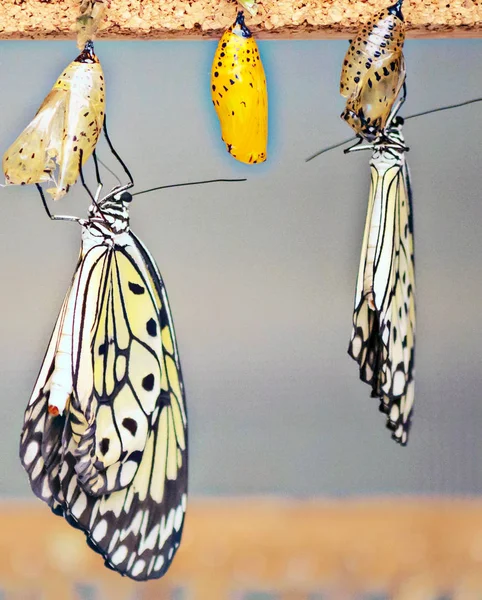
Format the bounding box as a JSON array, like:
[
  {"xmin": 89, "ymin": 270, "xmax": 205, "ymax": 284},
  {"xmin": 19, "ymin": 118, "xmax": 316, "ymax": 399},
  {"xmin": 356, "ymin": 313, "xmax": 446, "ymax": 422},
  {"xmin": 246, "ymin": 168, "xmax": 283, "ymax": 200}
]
[
  {"xmin": 369, "ymin": 116, "xmax": 407, "ymax": 162},
  {"xmin": 113, "ymin": 189, "xmax": 133, "ymax": 204},
  {"xmin": 383, "ymin": 115, "xmax": 405, "ymax": 147},
  {"xmin": 86, "ymin": 185, "xmax": 133, "ymax": 235}
]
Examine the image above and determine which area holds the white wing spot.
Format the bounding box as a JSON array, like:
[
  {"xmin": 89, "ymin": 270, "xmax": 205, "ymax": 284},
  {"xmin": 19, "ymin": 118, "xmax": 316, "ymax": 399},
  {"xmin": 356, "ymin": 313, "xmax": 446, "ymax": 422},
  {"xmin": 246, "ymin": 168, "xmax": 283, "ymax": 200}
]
[
  {"xmin": 60, "ymin": 460, "xmax": 69, "ymax": 479},
  {"xmin": 66, "ymin": 477, "xmax": 77, "ymax": 503},
  {"xmin": 116, "ymin": 355, "xmax": 127, "ymax": 381},
  {"xmin": 24, "ymin": 441, "xmax": 39, "ymax": 465},
  {"xmin": 71, "ymin": 492, "xmax": 88, "ymax": 519},
  {"xmin": 159, "ymin": 509, "xmax": 175, "ymax": 549},
  {"xmin": 181, "ymin": 493, "xmax": 187, "ymax": 512},
  {"xmin": 120, "ymin": 461, "xmax": 138, "ymax": 487},
  {"xmin": 393, "ymin": 370, "xmax": 406, "ymax": 396},
  {"xmin": 41, "ymin": 477, "xmax": 51, "ymax": 500},
  {"xmin": 351, "ymin": 336, "xmax": 362, "ymax": 358},
  {"xmin": 127, "ymin": 553, "xmax": 136, "ymax": 570},
  {"xmin": 132, "ymin": 559, "xmax": 146, "ymax": 577},
  {"xmin": 92, "ymin": 519, "xmax": 108, "ymax": 542},
  {"xmin": 120, "ymin": 510, "xmax": 143, "ymax": 542},
  {"xmin": 111, "ymin": 545, "xmax": 128, "ymax": 565},
  {"xmin": 139, "ymin": 524, "xmax": 160, "ymax": 553},
  {"xmin": 390, "ymin": 404, "xmax": 400, "ymax": 423},
  {"xmin": 30, "ymin": 399, "xmax": 44, "ymax": 422},
  {"xmin": 174, "ymin": 505, "xmax": 183, "ymax": 532},
  {"xmin": 154, "ymin": 555, "xmax": 165, "ymax": 571},
  {"xmin": 108, "ymin": 529, "xmax": 120, "ymax": 553},
  {"xmin": 31, "ymin": 458, "xmax": 44, "ymax": 481}
]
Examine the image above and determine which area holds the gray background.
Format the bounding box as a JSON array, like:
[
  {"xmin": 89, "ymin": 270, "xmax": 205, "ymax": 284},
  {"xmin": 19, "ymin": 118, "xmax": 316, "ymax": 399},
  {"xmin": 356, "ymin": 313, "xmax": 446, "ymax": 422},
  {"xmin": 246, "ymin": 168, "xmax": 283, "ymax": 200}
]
[{"xmin": 0, "ymin": 39, "xmax": 481, "ymax": 499}]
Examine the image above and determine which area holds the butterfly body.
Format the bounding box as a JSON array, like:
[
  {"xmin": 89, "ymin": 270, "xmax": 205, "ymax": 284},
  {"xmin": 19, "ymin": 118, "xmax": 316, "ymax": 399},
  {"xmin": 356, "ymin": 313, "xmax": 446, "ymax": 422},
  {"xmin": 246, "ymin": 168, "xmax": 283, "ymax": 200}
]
[
  {"xmin": 211, "ymin": 11, "xmax": 268, "ymax": 164},
  {"xmin": 340, "ymin": 0, "xmax": 406, "ymax": 139},
  {"xmin": 20, "ymin": 186, "xmax": 187, "ymax": 580},
  {"xmin": 348, "ymin": 118, "xmax": 415, "ymax": 445},
  {"xmin": 3, "ymin": 42, "xmax": 105, "ymax": 200}
]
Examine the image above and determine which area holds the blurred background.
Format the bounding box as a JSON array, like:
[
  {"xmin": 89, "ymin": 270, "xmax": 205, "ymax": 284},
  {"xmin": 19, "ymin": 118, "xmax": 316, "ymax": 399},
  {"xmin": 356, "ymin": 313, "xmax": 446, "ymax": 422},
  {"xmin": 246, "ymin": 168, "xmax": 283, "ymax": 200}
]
[{"xmin": 0, "ymin": 37, "xmax": 481, "ymax": 599}]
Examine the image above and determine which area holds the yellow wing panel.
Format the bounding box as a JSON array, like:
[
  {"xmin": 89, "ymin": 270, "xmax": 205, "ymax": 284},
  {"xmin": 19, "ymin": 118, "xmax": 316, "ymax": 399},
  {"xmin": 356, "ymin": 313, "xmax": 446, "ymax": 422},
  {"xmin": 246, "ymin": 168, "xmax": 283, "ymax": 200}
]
[{"xmin": 211, "ymin": 11, "xmax": 268, "ymax": 164}]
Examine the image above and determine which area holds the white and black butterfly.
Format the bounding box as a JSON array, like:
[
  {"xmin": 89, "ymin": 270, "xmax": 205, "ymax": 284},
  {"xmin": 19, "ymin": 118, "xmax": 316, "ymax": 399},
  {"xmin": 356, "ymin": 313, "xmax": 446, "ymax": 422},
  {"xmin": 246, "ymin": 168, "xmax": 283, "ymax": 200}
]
[
  {"xmin": 20, "ymin": 178, "xmax": 188, "ymax": 580},
  {"xmin": 348, "ymin": 116, "xmax": 415, "ymax": 446}
]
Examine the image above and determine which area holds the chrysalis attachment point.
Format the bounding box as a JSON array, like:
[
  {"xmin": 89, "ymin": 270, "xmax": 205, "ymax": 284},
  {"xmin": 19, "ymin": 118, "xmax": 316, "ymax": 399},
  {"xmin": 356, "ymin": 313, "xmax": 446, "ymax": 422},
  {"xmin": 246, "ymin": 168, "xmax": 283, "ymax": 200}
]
[{"xmin": 76, "ymin": 0, "xmax": 107, "ymax": 50}]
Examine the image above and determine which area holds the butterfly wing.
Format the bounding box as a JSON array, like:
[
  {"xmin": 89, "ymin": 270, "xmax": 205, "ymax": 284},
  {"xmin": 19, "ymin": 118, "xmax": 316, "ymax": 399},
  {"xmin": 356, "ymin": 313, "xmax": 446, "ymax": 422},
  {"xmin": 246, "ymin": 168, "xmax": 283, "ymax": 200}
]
[
  {"xmin": 211, "ymin": 12, "xmax": 268, "ymax": 164},
  {"xmin": 349, "ymin": 156, "xmax": 415, "ymax": 445},
  {"xmin": 20, "ymin": 232, "xmax": 187, "ymax": 580},
  {"xmin": 20, "ymin": 255, "xmax": 84, "ymax": 512},
  {"xmin": 3, "ymin": 43, "xmax": 104, "ymax": 200}
]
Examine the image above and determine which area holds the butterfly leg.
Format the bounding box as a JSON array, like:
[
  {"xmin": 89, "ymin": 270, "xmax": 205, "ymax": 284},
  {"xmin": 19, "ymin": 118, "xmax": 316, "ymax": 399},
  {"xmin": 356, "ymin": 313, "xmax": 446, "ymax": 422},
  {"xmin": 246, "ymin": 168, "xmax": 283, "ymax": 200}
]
[
  {"xmin": 93, "ymin": 149, "xmax": 102, "ymax": 188},
  {"xmin": 78, "ymin": 149, "xmax": 96, "ymax": 203},
  {"xmin": 386, "ymin": 81, "xmax": 407, "ymax": 131},
  {"xmin": 102, "ymin": 114, "xmax": 134, "ymax": 186},
  {"xmin": 344, "ymin": 136, "xmax": 371, "ymax": 154},
  {"xmin": 78, "ymin": 149, "xmax": 105, "ymax": 215},
  {"xmin": 36, "ymin": 183, "xmax": 79, "ymax": 223}
]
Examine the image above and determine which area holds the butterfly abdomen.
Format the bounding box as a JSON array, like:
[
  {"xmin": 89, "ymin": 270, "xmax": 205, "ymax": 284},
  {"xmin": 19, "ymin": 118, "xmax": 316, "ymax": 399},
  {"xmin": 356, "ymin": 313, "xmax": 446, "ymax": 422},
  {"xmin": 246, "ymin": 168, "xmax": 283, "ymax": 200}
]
[
  {"xmin": 48, "ymin": 290, "xmax": 76, "ymax": 417},
  {"xmin": 211, "ymin": 11, "xmax": 268, "ymax": 164}
]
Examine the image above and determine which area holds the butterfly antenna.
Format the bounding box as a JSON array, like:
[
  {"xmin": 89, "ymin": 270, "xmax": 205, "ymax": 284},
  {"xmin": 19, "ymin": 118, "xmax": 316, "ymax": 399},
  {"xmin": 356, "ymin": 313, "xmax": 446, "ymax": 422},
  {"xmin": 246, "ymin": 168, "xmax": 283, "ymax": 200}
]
[
  {"xmin": 385, "ymin": 81, "xmax": 407, "ymax": 130},
  {"xmin": 96, "ymin": 156, "xmax": 122, "ymax": 185},
  {"xmin": 92, "ymin": 150, "xmax": 102, "ymax": 187},
  {"xmin": 405, "ymin": 96, "xmax": 482, "ymax": 121},
  {"xmin": 103, "ymin": 115, "xmax": 134, "ymax": 186},
  {"xmin": 132, "ymin": 178, "xmax": 247, "ymax": 197},
  {"xmin": 306, "ymin": 93, "xmax": 482, "ymax": 162},
  {"xmin": 305, "ymin": 136, "xmax": 357, "ymax": 162}
]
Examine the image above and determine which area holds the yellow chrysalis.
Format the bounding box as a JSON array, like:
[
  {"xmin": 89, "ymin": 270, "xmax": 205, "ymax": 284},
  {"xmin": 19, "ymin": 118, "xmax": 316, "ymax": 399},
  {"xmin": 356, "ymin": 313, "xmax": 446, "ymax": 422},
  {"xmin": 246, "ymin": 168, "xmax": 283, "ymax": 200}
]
[
  {"xmin": 3, "ymin": 41, "xmax": 105, "ymax": 200},
  {"xmin": 211, "ymin": 11, "xmax": 268, "ymax": 164},
  {"xmin": 340, "ymin": 0, "xmax": 406, "ymax": 139}
]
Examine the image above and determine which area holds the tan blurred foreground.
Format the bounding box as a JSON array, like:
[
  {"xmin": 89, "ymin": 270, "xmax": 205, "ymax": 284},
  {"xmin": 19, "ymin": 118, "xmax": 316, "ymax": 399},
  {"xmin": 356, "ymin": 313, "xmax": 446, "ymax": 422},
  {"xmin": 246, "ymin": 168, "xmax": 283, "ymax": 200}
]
[{"xmin": 2, "ymin": 498, "xmax": 482, "ymax": 599}]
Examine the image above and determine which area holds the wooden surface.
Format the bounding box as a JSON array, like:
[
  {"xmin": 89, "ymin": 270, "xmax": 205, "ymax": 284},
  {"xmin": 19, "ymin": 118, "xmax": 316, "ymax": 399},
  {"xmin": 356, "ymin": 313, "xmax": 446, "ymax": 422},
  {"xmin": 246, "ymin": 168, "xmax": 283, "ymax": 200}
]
[
  {"xmin": 2, "ymin": 498, "xmax": 482, "ymax": 598},
  {"xmin": 0, "ymin": 0, "xmax": 481, "ymax": 40}
]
